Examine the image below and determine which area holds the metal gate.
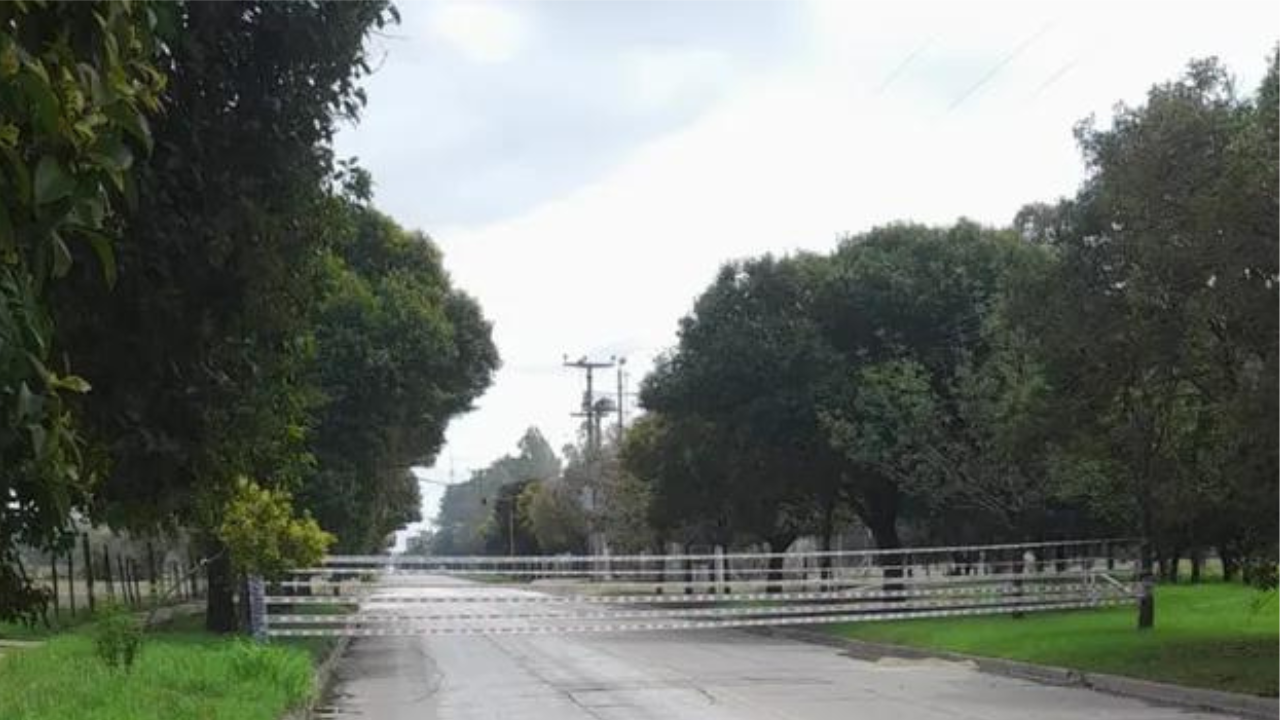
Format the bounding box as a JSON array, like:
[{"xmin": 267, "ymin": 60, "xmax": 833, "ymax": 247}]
[{"xmin": 260, "ymin": 539, "xmax": 1140, "ymax": 638}]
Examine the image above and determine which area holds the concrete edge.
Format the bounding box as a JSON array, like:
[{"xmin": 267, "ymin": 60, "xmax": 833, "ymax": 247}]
[
  {"xmin": 752, "ymin": 626, "xmax": 1279, "ymax": 720},
  {"xmin": 282, "ymin": 635, "xmax": 351, "ymax": 720}
]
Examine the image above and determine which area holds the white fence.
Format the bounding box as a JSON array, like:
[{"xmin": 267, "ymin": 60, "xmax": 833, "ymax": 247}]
[{"xmin": 259, "ymin": 539, "xmax": 1140, "ymax": 638}]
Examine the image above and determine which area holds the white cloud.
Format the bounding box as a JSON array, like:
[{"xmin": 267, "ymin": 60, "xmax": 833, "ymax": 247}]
[
  {"xmin": 428, "ymin": 2, "xmax": 527, "ymax": 64},
  {"xmin": 624, "ymin": 47, "xmax": 736, "ymax": 112}
]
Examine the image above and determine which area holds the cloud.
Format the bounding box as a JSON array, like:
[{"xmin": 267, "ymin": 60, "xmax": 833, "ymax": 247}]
[{"xmin": 428, "ymin": 3, "xmax": 528, "ymax": 64}]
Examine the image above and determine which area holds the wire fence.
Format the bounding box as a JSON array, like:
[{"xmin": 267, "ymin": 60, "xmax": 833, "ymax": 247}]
[{"xmin": 18, "ymin": 532, "xmax": 205, "ymax": 621}]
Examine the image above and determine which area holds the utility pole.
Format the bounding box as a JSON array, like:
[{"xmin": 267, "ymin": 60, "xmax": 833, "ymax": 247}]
[
  {"xmin": 563, "ymin": 354, "xmax": 616, "ymax": 454},
  {"xmin": 615, "ymin": 357, "xmax": 627, "ymax": 437}
]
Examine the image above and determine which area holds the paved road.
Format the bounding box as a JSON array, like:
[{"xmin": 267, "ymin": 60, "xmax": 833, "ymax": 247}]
[{"xmin": 315, "ymin": 628, "xmax": 1235, "ymax": 719}]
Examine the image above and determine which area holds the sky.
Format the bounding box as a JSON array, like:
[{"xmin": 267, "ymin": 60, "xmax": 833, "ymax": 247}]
[{"xmin": 332, "ymin": 0, "xmax": 1277, "ymax": 539}]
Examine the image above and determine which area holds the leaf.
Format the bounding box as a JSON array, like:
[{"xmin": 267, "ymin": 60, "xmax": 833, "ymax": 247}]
[
  {"xmin": 83, "ymin": 229, "xmax": 117, "ymax": 287},
  {"xmin": 91, "ymin": 136, "xmax": 133, "ymax": 172},
  {"xmin": 16, "ymin": 381, "xmax": 40, "ymax": 420},
  {"xmin": 50, "ymin": 231, "xmax": 72, "ymax": 278},
  {"xmin": 34, "ymin": 156, "xmax": 75, "ymax": 206},
  {"xmin": 107, "ymin": 104, "xmax": 153, "ymax": 153},
  {"xmin": 49, "ymin": 373, "xmax": 91, "ymax": 394}
]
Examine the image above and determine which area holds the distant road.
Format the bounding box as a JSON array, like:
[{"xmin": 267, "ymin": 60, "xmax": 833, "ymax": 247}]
[{"xmin": 311, "ymin": 577, "xmax": 1236, "ymax": 720}]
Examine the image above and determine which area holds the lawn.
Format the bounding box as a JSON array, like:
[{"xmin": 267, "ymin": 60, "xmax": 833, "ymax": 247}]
[
  {"xmin": 824, "ymin": 582, "xmax": 1279, "ymax": 696},
  {"xmin": 0, "ymin": 612, "xmax": 325, "ymax": 720}
]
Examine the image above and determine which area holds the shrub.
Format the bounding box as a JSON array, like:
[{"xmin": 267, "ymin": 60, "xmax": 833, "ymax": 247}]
[{"xmin": 92, "ymin": 603, "xmax": 143, "ymax": 670}]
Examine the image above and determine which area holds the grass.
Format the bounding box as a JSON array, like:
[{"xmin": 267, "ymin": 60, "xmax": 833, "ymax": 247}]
[
  {"xmin": 0, "ymin": 611, "xmax": 102, "ymax": 641},
  {"xmin": 824, "ymin": 582, "xmax": 1279, "ymax": 696},
  {"xmin": 0, "ymin": 611, "xmax": 322, "ymax": 720}
]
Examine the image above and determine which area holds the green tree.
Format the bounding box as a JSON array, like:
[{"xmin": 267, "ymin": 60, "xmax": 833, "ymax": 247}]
[
  {"xmin": 482, "ymin": 478, "xmax": 541, "ymax": 556},
  {"xmin": 299, "ymin": 205, "xmax": 498, "ymax": 553},
  {"xmin": 1019, "ymin": 55, "xmax": 1278, "ymax": 585},
  {"xmin": 641, "ymin": 255, "xmax": 841, "ymax": 561},
  {"xmin": 53, "ymin": 1, "xmax": 396, "ymax": 631},
  {"xmin": 0, "ymin": 1, "xmax": 163, "ymax": 623},
  {"xmin": 429, "ymin": 428, "xmax": 560, "ymax": 555},
  {"xmin": 217, "ymin": 477, "xmax": 333, "ymax": 580}
]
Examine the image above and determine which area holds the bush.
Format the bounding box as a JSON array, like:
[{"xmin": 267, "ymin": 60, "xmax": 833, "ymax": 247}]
[{"xmin": 92, "ymin": 603, "xmax": 143, "ymax": 670}]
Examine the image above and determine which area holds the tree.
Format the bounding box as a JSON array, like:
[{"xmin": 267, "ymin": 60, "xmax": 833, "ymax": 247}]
[
  {"xmin": 525, "ymin": 480, "xmax": 589, "ymax": 554},
  {"xmin": 299, "ymin": 205, "xmax": 498, "ymax": 553},
  {"xmin": 641, "ymin": 255, "xmax": 841, "ymax": 562},
  {"xmin": 1018, "ymin": 55, "xmax": 1278, "ymax": 585},
  {"xmin": 53, "ymin": 1, "xmax": 397, "ymax": 631},
  {"xmin": 217, "ymin": 477, "xmax": 333, "ymax": 580},
  {"xmin": 482, "ymin": 478, "xmax": 541, "ymax": 556},
  {"xmin": 0, "ymin": 1, "xmax": 164, "ymax": 623},
  {"xmin": 428, "ymin": 428, "xmax": 560, "ymax": 555}
]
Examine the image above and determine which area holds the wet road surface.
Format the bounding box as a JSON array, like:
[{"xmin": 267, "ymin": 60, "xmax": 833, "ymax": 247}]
[{"xmin": 315, "ymin": 628, "xmax": 1236, "ymax": 719}]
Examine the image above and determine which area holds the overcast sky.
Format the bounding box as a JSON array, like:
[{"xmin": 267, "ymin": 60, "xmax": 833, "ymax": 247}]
[{"xmin": 333, "ymin": 0, "xmax": 1276, "ymax": 537}]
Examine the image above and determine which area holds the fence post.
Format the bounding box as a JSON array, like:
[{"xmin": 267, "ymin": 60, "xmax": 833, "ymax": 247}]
[
  {"xmin": 147, "ymin": 543, "xmax": 158, "ymax": 603},
  {"xmin": 247, "ymin": 575, "xmax": 267, "ymax": 642},
  {"xmin": 115, "ymin": 555, "xmax": 129, "ymax": 607},
  {"xmin": 50, "ymin": 553, "xmax": 60, "ymax": 619},
  {"xmin": 1012, "ymin": 550, "xmax": 1034, "ymax": 619},
  {"xmin": 1137, "ymin": 573, "xmax": 1155, "ymax": 629},
  {"xmin": 102, "ymin": 544, "xmax": 115, "ymax": 601},
  {"xmin": 188, "ymin": 549, "xmax": 200, "ymax": 598},
  {"xmin": 66, "ymin": 548, "xmax": 76, "ymax": 616},
  {"xmin": 82, "ymin": 534, "xmax": 95, "ymax": 613},
  {"xmin": 130, "ymin": 559, "xmax": 142, "ymax": 608},
  {"xmin": 715, "ymin": 546, "xmax": 726, "ymax": 595}
]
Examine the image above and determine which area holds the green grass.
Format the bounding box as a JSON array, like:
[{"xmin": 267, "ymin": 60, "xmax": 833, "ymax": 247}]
[
  {"xmin": 825, "ymin": 582, "xmax": 1279, "ymax": 696},
  {"xmin": 0, "ymin": 615, "xmax": 319, "ymax": 720},
  {"xmin": 0, "ymin": 611, "xmax": 101, "ymax": 640}
]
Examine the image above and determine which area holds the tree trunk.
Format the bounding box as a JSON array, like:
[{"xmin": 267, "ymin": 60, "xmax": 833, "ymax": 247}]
[
  {"xmin": 765, "ymin": 535, "xmax": 794, "ymax": 594},
  {"xmin": 819, "ymin": 493, "xmax": 836, "ymax": 579},
  {"xmin": 1166, "ymin": 548, "xmax": 1181, "ymax": 584},
  {"xmin": 1189, "ymin": 550, "xmax": 1203, "ymax": 584},
  {"xmin": 1220, "ymin": 544, "xmax": 1240, "ymax": 582},
  {"xmin": 204, "ymin": 543, "xmax": 237, "ymax": 633},
  {"xmin": 237, "ymin": 574, "xmax": 252, "ymax": 630},
  {"xmin": 867, "ymin": 517, "xmax": 902, "ymax": 593}
]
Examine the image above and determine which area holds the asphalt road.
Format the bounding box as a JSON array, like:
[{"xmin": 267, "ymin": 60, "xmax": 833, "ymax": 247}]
[{"xmin": 314, "ymin": 628, "xmax": 1237, "ymax": 719}]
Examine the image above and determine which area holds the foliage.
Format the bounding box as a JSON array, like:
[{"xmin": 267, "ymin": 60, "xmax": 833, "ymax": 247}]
[
  {"xmin": 481, "ymin": 478, "xmax": 541, "ymax": 555},
  {"xmin": 299, "ymin": 205, "xmax": 498, "ymax": 553},
  {"xmin": 1015, "ymin": 55, "xmax": 1279, "ymax": 583},
  {"xmin": 50, "ymin": 1, "xmax": 397, "ymax": 631},
  {"xmin": 91, "ymin": 602, "xmax": 142, "ymax": 670},
  {"xmin": 0, "ymin": 0, "xmax": 164, "ymax": 623},
  {"xmin": 217, "ymin": 478, "xmax": 333, "ymax": 580},
  {"xmin": 525, "ymin": 479, "xmax": 588, "ymax": 554},
  {"xmin": 423, "ymin": 428, "xmax": 560, "ymax": 555},
  {"xmin": 595, "ymin": 469, "xmax": 656, "ymax": 553}
]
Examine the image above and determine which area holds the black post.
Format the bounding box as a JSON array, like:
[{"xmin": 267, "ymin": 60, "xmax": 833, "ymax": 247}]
[
  {"xmin": 116, "ymin": 556, "xmax": 129, "ymax": 606},
  {"xmin": 50, "ymin": 553, "xmax": 60, "ymax": 619},
  {"xmin": 129, "ymin": 560, "xmax": 140, "ymax": 607},
  {"xmin": 102, "ymin": 544, "xmax": 115, "ymax": 601},
  {"xmin": 1138, "ymin": 540, "xmax": 1155, "ymax": 629},
  {"xmin": 66, "ymin": 549, "xmax": 76, "ymax": 616},
  {"xmin": 82, "ymin": 534, "xmax": 95, "ymax": 613},
  {"xmin": 147, "ymin": 543, "xmax": 158, "ymax": 601}
]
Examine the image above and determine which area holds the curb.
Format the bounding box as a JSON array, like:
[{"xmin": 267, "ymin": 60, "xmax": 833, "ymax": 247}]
[
  {"xmin": 282, "ymin": 635, "xmax": 351, "ymax": 720},
  {"xmin": 754, "ymin": 627, "xmax": 1279, "ymax": 719}
]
